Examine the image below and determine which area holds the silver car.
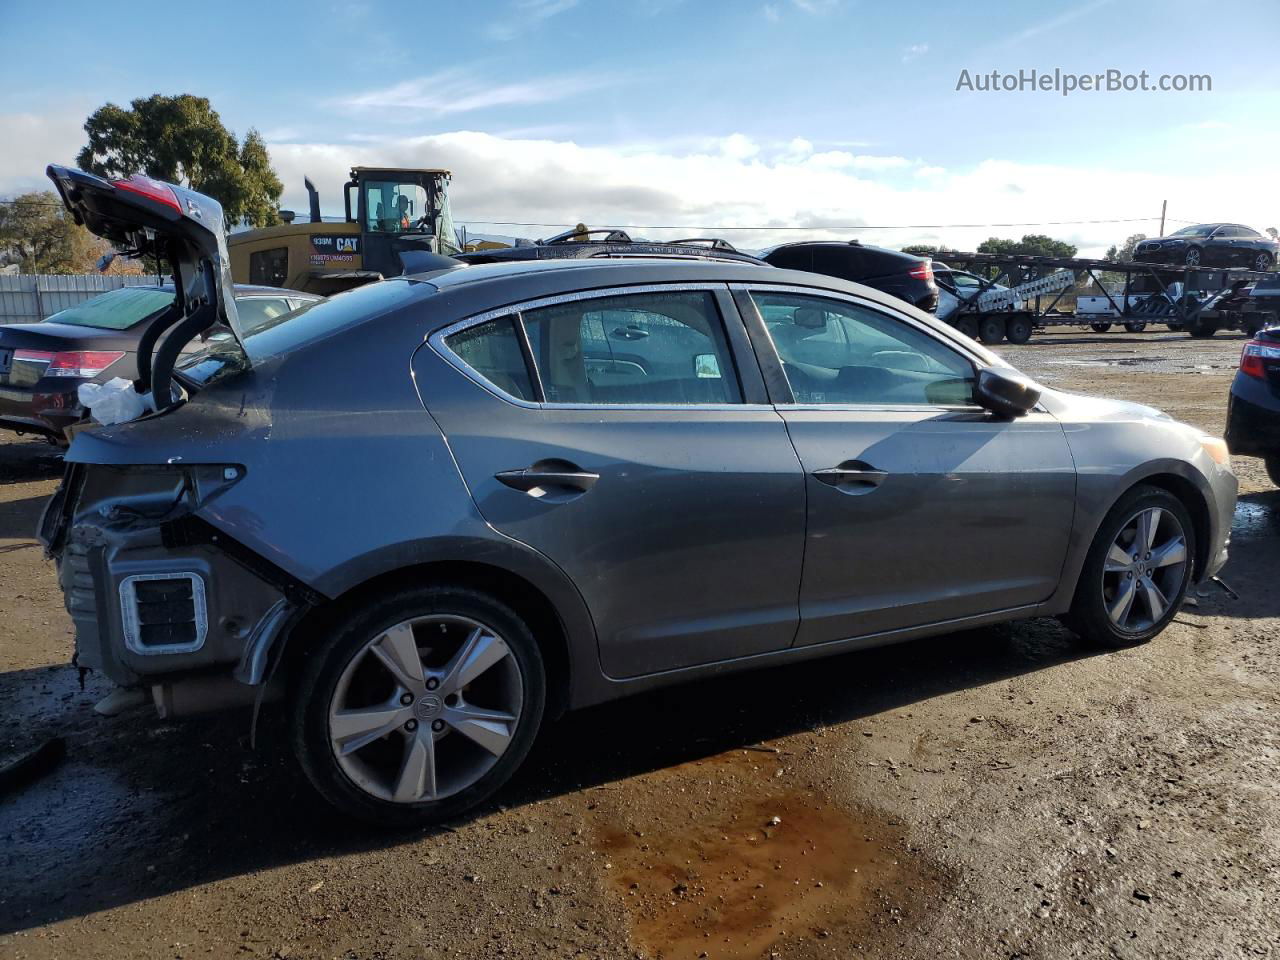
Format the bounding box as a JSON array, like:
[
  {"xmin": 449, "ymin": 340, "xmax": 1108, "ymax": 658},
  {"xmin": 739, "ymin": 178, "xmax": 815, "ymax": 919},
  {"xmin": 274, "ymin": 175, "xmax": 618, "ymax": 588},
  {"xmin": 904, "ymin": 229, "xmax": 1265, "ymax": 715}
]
[{"xmin": 40, "ymin": 168, "xmax": 1236, "ymax": 825}]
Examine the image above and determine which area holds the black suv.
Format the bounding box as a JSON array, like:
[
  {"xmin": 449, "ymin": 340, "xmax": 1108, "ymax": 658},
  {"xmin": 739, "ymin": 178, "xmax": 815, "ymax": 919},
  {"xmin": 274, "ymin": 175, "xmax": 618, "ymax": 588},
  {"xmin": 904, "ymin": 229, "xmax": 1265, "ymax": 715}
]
[{"xmin": 760, "ymin": 241, "xmax": 939, "ymax": 313}]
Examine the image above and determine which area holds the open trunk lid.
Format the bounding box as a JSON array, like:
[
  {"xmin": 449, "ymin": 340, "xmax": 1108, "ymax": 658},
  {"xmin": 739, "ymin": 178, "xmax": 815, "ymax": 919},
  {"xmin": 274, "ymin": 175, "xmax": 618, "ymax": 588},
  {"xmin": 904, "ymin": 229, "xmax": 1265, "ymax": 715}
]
[{"xmin": 45, "ymin": 166, "xmax": 246, "ymax": 413}]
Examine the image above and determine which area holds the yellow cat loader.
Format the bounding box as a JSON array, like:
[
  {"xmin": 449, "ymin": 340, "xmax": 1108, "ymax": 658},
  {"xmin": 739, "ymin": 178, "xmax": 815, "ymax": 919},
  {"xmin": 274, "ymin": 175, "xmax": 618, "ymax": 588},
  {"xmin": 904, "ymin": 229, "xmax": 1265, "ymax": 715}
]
[{"xmin": 229, "ymin": 167, "xmax": 462, "ymax": 295}]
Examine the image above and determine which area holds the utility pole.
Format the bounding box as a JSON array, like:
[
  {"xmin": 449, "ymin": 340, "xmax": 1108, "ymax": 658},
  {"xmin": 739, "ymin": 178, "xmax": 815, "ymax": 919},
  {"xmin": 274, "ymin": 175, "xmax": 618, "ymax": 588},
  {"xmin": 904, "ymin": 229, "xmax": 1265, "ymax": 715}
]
[{"xmin": 1159, "ymin": 200, "xmax": 1167, "ymax": 236}]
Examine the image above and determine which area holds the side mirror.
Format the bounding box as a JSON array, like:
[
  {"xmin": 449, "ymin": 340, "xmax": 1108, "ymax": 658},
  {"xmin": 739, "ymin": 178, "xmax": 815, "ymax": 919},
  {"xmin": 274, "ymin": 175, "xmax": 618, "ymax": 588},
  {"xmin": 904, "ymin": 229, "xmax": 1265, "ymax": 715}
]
[{"xmin": 975, "ymin": 367, "xmax": 1041, "ymax": 418}]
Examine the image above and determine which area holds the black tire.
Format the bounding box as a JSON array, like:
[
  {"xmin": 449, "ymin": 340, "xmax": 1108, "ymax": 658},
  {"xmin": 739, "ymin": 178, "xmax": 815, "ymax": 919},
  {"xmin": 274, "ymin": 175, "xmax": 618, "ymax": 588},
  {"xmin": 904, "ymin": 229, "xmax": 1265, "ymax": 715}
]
[
  {"xmin": 1186, "ymin": 318, "xmax": 1218, "ymax": 339},
  {"xmin": 1266, "ymin": 455, "xmax": 1280, "ymax": 489},
  {"xmin": 978, "ymin": 315, "xmax": 1007, "ymax": 344},
  {"xmin": 1184, "ymin": 246, "xmax": 1202, "ymax": 268},
  {"xmin": 1123, "ymin": 321, "xmax": 1147, "ymax": 333},
  {"xmin": 1253, "ymin": 252, "xmax": 1273, "ymax": 272},
  {"xmin": 1005, "ymin": 315, "xmax": 1033, "ymax": 344},
  {"xmin": 1090, "ymin": 322, "xmax": 1113, "ymax": 333},
  {"xmin": 953, "ymin": 316, "xmax": 979, "ymax": 339},
  {"xmin": 291, "ymin": 585, "xmax": 546, "ymax": 827},
  {"xmin": 1061, "ymin": 485, "xmax": 1196, "ymax": 649}
]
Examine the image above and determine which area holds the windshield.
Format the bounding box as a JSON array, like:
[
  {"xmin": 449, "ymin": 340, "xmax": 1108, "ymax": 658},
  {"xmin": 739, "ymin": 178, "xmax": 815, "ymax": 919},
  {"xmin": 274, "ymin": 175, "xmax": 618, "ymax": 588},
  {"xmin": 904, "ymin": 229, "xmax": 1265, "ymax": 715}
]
[
  {"xmin": 43, "ymin": 287, "xmax": 173, "ymax": 330},
  {"xmin": 1170, "ymin": 225, "xmax": 1217, "ymax": 238},
  {"xmin": 365, "ymin": 180, "xmax": 429, "ymax": 233}
]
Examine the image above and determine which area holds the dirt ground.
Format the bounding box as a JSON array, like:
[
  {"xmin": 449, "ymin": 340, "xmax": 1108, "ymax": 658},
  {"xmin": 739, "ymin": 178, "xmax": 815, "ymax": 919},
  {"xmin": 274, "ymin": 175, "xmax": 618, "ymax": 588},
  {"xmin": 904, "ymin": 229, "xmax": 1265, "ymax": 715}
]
[{"xmin": 1, "ymin": 326, "xmax": 1277, "ymax": 960}]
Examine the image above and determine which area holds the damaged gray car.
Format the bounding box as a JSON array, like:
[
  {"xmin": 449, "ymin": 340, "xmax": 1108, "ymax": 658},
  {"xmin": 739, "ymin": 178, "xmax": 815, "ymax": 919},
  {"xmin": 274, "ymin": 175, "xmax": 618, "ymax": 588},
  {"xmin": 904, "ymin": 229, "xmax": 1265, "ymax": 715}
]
[{"xmin": 39, "ymin": 167, "xmax": 1237, "ymax": 825}]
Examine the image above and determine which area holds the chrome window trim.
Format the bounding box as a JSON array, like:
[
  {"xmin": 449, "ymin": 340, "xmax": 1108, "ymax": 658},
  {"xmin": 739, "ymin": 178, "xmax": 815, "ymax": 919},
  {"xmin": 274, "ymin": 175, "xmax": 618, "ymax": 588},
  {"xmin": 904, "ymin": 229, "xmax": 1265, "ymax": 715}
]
[
  {"xmin": 736, "ymin": 281, "xmax": 993, "ymax": 413},
  {"xmin": 118, "ymin": 572, "xmax": 208, "ymax": 656},
  {"xmin": 427, "ymin": 282, "xmax": 760, "ymax": 411}
]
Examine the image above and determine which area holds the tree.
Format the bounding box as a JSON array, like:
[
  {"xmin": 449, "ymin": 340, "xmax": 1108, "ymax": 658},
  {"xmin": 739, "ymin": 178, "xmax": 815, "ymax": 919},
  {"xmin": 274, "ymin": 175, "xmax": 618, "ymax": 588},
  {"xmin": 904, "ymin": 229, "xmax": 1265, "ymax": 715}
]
[
  {"xmin": 0, "ymin": 191, "xmax": 139, "ymax": 274},
  {"xmin": 1103, "ymin": 233, "xmax": 1147, "ymax": 263},
  {"xmin": 76, "ymin": 94, "xmax": 283, "ymax": 228},
  {"xmin": 977, "ymin": 234, "xmax": 1078, "ymax": 258}
]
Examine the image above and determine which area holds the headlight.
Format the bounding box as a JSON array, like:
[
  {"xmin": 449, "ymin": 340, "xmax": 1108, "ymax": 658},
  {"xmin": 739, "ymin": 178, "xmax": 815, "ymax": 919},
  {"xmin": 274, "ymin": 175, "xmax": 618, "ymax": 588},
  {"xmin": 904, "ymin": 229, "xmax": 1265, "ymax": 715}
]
[{"xmin": 1198, "ymin": 435, "xmax": 1231, "ymax": 467}]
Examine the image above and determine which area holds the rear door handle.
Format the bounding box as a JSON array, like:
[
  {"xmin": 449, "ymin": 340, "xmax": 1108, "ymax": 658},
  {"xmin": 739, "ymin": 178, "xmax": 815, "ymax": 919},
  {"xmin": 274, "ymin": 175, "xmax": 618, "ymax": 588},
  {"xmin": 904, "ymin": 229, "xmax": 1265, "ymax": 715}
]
[
  {"xmin": 812, "ymin": 461, "xmax": 888, "ymax": 490},
  {"xmin": 495, "ymin": 460, "xmax": 600, "ymax": 499}
]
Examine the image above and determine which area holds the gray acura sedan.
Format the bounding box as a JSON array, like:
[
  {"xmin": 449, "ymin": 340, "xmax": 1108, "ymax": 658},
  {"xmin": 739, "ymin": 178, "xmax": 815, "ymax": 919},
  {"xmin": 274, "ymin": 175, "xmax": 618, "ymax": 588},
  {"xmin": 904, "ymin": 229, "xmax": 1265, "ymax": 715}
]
[{"xmin": 41, "ymin": 168, "xmax": 1236, "ymax": 824}]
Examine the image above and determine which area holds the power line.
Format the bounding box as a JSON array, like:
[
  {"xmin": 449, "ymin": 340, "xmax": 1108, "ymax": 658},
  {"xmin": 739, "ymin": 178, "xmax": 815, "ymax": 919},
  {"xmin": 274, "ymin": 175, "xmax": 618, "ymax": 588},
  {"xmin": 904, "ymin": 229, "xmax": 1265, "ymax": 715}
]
[{"xmin": 457, "ymin": 216, "xmax": 1161, "ymax": 232}]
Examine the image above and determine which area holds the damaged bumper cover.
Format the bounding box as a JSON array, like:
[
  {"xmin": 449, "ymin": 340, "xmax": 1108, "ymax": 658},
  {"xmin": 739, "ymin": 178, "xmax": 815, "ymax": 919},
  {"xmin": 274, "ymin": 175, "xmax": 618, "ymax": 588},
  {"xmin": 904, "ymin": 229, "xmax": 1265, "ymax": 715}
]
[{"xmin": 40, "ymin": 461, "xmax": 319, "ymax": 690}]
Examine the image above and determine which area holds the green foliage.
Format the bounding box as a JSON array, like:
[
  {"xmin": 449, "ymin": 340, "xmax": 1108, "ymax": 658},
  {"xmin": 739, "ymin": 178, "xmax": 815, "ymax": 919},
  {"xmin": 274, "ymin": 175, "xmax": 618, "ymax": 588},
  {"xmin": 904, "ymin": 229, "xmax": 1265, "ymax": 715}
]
[
  {"xmin": 0, "ymin": 191, "xmax": 105, "ymax": 273},
  {"xmin": 901, "ymin": 244, "xmax": 941, "ymax": 257},
  {"xmin": 976, "ymin": 234, "xmax": 1078, "ymax": 258},
  {"xmin": 1103, "ymin": 233, "xmax": 1147, "ymax": 263},
  {"xmin": 77, "ymin": 94, "xmax": 283, "ymax": 228}
]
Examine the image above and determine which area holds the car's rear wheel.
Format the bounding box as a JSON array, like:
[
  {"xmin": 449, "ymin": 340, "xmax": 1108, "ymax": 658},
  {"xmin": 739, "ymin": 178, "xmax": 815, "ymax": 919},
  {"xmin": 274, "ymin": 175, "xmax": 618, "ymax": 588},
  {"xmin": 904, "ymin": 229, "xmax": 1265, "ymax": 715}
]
[
  {"xmin": 1005, "ymin": 315, "xmax": 1033, "ymax": 344},
  {"xmin": 1266, "ymin": 455, "xmax": 1280, "ymax": 488},
  {"xmin": 1253, "ymin": 252, "xmax": 1273, "ymax": 272},
  {"xmin": 292, "ymin": 586, "xmax": 545, "ymax": 826},
  {"xmin": 1090, "ymin": 322, "xmax": 1113, "ymax": 333},
  {"xmin": 1062, "ymin": 485, "xmax": 1195, "ymax": 648},
  {"xmin": 978, "ymin": 315, "xmax": 1007, "ymax": 344}
]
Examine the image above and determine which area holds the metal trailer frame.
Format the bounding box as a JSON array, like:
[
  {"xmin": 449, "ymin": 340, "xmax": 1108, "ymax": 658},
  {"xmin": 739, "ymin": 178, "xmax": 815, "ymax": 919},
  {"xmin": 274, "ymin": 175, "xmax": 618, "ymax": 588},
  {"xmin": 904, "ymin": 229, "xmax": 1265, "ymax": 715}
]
[{"xmin": 934, "ymin": 251, "xmax": 1275, "ymax": 342}]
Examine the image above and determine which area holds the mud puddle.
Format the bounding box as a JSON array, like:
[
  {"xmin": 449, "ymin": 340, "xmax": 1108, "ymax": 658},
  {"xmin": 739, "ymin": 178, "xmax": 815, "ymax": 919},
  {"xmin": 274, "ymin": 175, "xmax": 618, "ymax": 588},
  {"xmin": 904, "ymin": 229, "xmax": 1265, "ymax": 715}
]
[{"xmin": 588, "ymin": 747, "xmax": 940, "ymax": 959}]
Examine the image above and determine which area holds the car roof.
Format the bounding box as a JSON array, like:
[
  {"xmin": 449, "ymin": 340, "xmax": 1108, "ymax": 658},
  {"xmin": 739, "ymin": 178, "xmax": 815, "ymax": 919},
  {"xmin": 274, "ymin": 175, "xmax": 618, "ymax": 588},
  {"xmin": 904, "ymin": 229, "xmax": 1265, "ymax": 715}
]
[{"xmin": 760, "ymin": 239, "xmax": 922, "ymax": 259}]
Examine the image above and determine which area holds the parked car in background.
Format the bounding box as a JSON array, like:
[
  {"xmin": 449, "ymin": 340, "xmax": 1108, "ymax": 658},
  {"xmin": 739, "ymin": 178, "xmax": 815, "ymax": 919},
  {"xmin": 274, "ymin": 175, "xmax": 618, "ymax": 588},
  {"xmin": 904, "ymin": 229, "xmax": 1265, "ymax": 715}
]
[
  {"xmin": 1226, "ymin": 324, "xmax": 1280, "ymax": 486},
  {"xmin": 1133, "ymin": 224, "xmax": 1278, "ymax": 271},
  {"xmin": 44, "ymin": 168, "xmax": 1236, "ymax": 826},
  {"xmin": 458, "ymin": 229, "xmax": 764, "ymax": 266},
  {"xmin": 0, "ymin": 284, "xmax": 320, "ymax": 442},
  {"xmin": 760, "ymin": 241, "xmax": 939, "ymax": 312}
]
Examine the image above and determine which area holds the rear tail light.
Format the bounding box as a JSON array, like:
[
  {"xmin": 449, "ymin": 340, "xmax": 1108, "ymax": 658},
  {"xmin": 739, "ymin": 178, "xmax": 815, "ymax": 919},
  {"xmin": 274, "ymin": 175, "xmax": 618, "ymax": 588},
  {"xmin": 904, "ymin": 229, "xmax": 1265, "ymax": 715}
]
[
  {"xmin": 111, "ymin": 174, "xmax": 182, "ymax": 214},
  {"xmin": 1240, "ymin": 340, "xmax": 1280, "ymax": 379},
  {"xmin": 908, "ymin": 259, "xmax": 934, "ymax": 282},
  {"xmin": 14, "ymin": 349, "xmax": 125, "ymax": 378}
]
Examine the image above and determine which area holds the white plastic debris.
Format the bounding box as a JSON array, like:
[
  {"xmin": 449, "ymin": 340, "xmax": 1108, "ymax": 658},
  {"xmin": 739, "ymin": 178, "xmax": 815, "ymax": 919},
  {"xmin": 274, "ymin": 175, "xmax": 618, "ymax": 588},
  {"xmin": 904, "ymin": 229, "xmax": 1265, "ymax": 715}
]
[{"xmin": 78, "ymin": 377, "xmax": 152, "ymax": 426}]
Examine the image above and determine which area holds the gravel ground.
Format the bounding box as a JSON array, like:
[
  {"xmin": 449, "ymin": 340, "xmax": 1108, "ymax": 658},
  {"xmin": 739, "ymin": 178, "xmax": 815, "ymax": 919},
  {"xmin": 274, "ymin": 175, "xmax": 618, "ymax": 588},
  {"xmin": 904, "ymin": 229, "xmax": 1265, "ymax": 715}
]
[{"xmin": 1, "ymin": 326, "xmax": 1277, "ymax": 960}]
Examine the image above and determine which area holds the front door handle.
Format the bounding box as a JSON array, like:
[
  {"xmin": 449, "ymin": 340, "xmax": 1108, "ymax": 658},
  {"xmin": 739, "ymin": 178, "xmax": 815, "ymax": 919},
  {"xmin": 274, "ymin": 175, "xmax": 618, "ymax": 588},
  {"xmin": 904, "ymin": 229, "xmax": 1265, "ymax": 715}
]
[
  {"xmin": 495, "ymin": 459, "xmax": 599, "ymax": 500},
  {"xmin": 812, "ymin": 460, "xmax": 888, "ymax": 491}
]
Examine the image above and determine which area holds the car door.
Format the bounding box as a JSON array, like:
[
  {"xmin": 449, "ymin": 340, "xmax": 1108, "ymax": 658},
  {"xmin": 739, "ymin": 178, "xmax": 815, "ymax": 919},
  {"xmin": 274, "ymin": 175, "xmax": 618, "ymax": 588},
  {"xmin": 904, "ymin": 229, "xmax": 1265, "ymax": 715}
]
[
  {"xmin": 412, "ymin": 283, "xmax": 807, "ymax": 678},
  {"xmin": 1206, "ymin": 226, "xmax": 1237, "ymax": 266},
  {"xmin": 739, "ymin": 285, "xmax": 1077, "ymax": 647}
]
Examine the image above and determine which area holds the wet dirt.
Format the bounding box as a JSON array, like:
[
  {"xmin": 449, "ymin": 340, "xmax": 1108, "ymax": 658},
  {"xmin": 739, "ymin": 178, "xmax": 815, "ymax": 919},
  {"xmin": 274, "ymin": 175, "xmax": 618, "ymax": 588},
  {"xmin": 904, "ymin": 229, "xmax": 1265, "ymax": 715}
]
[
  {"xmin": 2, "ymin": 327, "xmax": 1279, "ymax": 959},
  {"xmin": 590, "ymin": 749, "xmax": 937, "ymax": 959}
]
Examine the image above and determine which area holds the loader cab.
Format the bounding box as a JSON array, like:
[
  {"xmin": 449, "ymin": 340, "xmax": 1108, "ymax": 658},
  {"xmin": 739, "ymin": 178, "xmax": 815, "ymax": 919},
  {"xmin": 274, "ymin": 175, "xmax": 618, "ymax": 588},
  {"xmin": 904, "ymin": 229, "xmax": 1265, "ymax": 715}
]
[
  {"xmin": 344, "ymin": 167, "xmax": 460, "ymax": 281},
  {"xmin": 229, "ymin": 166, "xmax": 461, "ymax": 296}
]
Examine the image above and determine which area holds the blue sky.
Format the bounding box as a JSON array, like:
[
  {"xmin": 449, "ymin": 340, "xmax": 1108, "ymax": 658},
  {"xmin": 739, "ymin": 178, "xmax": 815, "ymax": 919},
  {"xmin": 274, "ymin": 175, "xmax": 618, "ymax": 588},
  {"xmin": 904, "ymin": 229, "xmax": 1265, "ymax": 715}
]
[{"xmin": 1, "ymin": 0, "xmax": 1277, "ymax": 254}]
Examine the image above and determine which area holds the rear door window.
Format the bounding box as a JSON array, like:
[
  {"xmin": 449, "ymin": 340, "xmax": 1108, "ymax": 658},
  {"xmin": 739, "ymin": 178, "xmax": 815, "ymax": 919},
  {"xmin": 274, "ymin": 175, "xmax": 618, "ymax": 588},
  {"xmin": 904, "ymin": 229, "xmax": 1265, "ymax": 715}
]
[
  {"xmin": 444, "ymin": 316, "xmax": 536, "ymax": 401},
  {"xmin": 520, "ymin": 290, "xmax": 742, "ymax": 405}
]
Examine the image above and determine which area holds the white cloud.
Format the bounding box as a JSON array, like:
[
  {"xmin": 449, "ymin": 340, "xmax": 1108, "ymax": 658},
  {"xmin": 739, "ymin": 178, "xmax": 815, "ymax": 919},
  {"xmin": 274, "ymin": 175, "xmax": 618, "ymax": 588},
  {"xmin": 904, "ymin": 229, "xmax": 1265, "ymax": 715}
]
[
  {"xmin": 0, "ymin": 107, "xmax": 91, "ymax": 195},
  {"xmin": 262, "ymin": 130, "xmax": 1276, "ymax": 256},
  {"xmin": 902, "ymin": 42, "xmax": 929, "ymax": 63},
  {"xmin": 488, "ymin": 0, "xmax": 580, "ymax": 40},
  {"xmin": 995, "ymin": 0, "xmax": 1114, "ymax": 49},
  {"xmin": 336, "ymin": 69, "xmax": 604, "ymax": 117},
  {"xmin": 763, "ymin": 3, "xmax": 781, "ymax": 21}
]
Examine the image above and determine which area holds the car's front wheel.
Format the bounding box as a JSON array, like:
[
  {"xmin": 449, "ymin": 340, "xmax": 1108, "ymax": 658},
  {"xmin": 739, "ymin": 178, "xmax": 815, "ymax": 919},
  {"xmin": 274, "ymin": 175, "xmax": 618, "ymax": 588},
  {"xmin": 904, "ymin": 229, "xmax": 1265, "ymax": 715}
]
[
  {"xmin": 1184, "ymin": 246, "xmax": 1202, "ymax": 267},
  {"xmin": 1062, "ymin": 485, "xmax": 1195, "ymax": 648},
  {"xmin": 292, "ymin": 586, "xmax": 546, "ymax": 826}
]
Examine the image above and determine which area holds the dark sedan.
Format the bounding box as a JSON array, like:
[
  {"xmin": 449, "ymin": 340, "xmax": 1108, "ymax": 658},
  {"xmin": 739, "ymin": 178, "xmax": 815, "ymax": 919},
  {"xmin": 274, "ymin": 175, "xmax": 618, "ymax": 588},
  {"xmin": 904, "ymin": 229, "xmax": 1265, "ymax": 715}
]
[
  {"xmin": 1133, "ymin": 224, "xmax": 1278, "ymax": 271},
  {"xmin": 1226, "ymin": 325, "xmax": 1280, "ymax": 486},
  {"xmin": 0, "ymin": 283, "xmax": 319, "ymax": 442},
  {"xmin": 759, "ymin": 241, "xmax": 939, "ymax": 312}
]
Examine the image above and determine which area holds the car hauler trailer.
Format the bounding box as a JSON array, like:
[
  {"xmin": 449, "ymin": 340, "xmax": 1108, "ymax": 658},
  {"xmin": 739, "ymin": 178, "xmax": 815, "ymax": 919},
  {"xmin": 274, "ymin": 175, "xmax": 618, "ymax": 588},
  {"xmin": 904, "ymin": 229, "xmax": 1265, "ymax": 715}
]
[{"xmin": 934, "ymin": 251, "xmax": 1274, "ymax": 343}]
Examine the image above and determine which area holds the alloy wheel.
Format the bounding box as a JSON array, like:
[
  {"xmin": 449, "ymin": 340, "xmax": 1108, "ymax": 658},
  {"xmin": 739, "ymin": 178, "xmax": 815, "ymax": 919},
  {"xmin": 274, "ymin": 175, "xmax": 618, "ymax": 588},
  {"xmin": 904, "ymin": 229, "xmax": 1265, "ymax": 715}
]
[
  {"xmin": 327, "ymin": 615, "xmax": 524, "ymax": 803},
  {"xmin": 1255, "ymin": 252, "xmax": 1272, "ymax": 272},
  {"xmin": 1101, "ymin": 506, "xmax": 1188, "ymax": 633},
  {"xmin": 1184, "ymin": 247, "xmax": 1201, "ymax": 267}
]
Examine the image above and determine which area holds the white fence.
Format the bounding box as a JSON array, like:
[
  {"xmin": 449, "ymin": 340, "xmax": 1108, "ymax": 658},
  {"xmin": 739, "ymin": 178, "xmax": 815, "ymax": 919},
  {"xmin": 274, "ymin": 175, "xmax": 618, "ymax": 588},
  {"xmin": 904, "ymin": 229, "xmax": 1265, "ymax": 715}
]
[{"xmin": 0, "ymin": 274, "xmax": 160, "ymax": 325}]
